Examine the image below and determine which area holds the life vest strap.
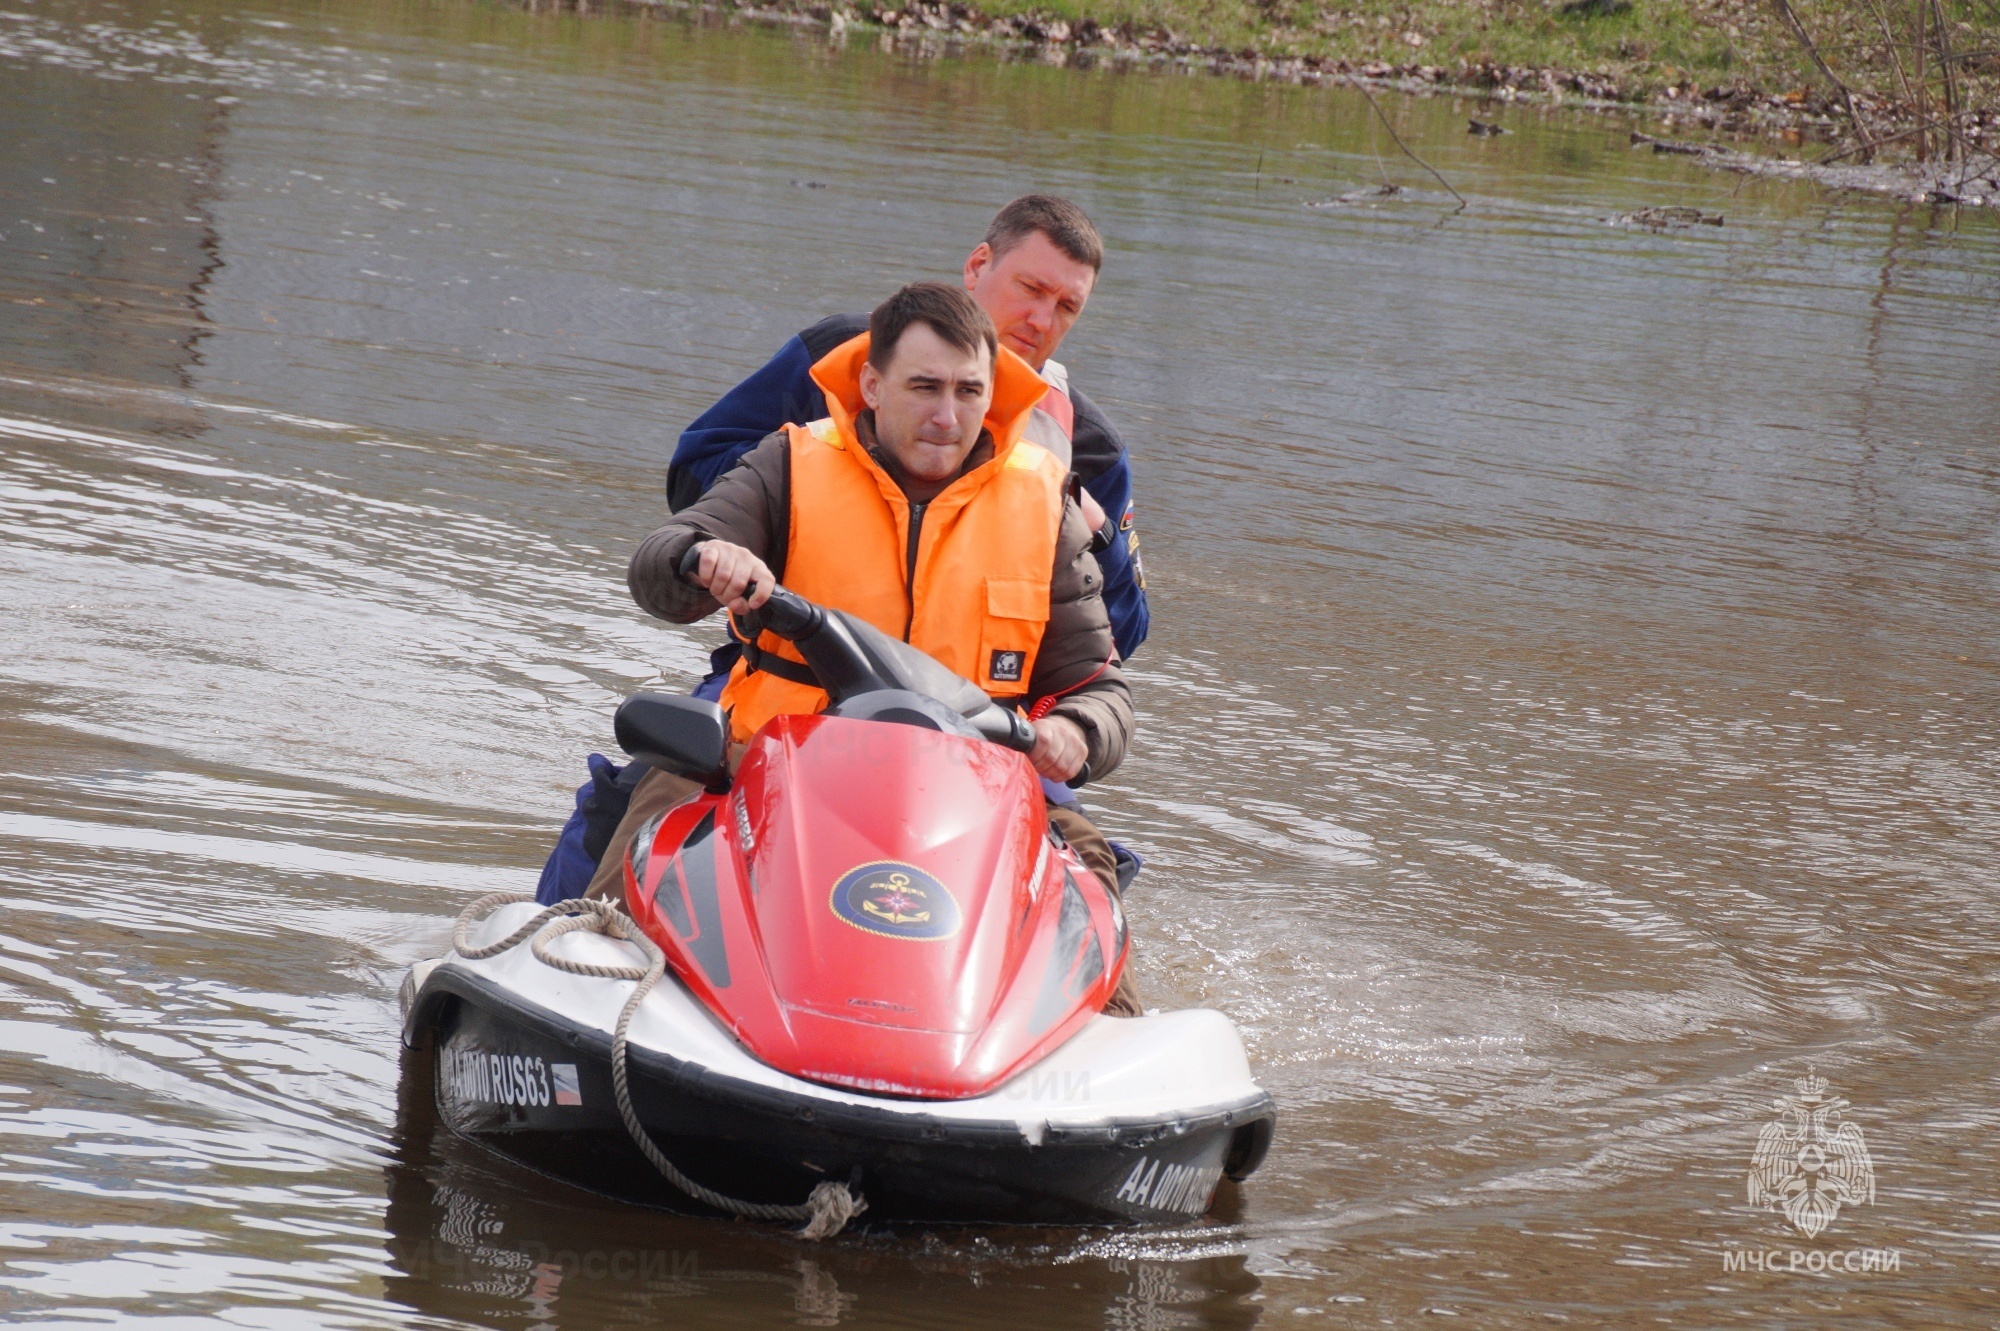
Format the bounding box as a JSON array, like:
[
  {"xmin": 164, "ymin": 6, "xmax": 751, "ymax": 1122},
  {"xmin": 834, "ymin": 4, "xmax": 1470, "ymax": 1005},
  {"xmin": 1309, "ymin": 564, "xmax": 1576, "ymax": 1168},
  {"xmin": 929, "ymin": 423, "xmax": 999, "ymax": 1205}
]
[{"xmin": 731, "ymin": 620, "xmax": 821, "ymax": 688}]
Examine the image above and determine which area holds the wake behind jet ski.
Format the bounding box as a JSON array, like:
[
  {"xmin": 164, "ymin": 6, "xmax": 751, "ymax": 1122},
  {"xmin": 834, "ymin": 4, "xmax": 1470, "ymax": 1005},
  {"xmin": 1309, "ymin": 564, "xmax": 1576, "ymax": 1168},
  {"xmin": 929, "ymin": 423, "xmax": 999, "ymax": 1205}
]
[{"xmin": 398, "ymin": 576, "xmax": 1275, "ymax": 1233}]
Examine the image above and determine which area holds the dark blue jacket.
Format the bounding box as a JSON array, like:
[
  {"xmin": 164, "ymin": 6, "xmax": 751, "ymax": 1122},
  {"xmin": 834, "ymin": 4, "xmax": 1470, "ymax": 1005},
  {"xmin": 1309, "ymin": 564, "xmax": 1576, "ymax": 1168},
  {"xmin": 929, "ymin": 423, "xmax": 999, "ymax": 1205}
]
[{"xmin": 667, "ymin": 314, "xmax": 1150, "ymax": 659}]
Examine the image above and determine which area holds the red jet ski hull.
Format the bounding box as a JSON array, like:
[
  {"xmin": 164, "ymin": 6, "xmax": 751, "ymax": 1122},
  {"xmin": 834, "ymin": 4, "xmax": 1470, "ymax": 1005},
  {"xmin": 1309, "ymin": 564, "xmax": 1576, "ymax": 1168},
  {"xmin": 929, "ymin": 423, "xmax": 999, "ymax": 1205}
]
[{"xmin": 620, "ymin": 714, "xmax": 1128, "ymax": 1101}]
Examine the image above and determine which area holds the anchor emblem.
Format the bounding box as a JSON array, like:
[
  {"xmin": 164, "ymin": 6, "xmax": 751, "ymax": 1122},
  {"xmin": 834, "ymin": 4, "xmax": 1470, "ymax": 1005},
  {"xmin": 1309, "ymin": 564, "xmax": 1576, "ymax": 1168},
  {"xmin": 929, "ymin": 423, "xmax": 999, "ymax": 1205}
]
[{"xmin": 830, "ymin": 862, "xmax": 961, "ymax": 940}]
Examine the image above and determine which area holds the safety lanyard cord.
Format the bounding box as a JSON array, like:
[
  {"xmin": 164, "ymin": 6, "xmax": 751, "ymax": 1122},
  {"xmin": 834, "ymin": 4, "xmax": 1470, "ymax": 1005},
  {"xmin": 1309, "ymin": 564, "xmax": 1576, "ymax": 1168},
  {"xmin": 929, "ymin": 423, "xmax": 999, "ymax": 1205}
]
[{"xmin": 1026, "ymin": 652, "xmax": 1113, "ymax": 722}]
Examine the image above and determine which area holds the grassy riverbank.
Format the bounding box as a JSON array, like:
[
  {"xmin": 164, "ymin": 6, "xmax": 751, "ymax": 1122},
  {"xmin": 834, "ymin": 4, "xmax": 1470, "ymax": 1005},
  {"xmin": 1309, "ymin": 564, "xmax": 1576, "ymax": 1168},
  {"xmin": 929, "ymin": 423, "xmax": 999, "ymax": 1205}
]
[
  {"xmin": 764, "ymin": 0, "xmax": 1997, "ymax": 171},
  {"xmin": 976, "ymin": 0, "xmax": 1808, "ymax": 95}
]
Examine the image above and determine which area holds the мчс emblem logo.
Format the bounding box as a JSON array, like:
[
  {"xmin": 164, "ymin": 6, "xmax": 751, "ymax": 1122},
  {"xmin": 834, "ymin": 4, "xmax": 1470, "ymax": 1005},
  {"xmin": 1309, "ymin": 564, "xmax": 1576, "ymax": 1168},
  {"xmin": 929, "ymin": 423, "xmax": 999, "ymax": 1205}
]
[
  {"xmin": 1748, "ymin": 1070, "xmax": 1875, "ymax": 1238},
  {"xmin": 831, "ymin": 862, "xmax": 961, "ymax": 940}
]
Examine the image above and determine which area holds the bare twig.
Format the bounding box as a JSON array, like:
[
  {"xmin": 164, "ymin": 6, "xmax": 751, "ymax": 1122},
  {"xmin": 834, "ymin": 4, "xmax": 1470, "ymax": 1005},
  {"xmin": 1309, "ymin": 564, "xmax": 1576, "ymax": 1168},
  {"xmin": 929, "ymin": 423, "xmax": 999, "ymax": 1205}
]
[
  {"xmin": 1815, "ymin": 109, "xmax": 1980, "ymax": 162},
  {"xmin": 1859, "ymin": 0, "xmax": 1918, "ymax": 106},
  {"xmin": 1818, "ymin": 120, "xmax": 1927, "ymax": 161},
  {"xmin": 1914, "ymin": 0, "xmax": 1929, "ymax": 161},
  {"xmin": 1355, "ymin": 84, "xmax": 1467, "ymax": 210},
  {"xmin": 1943, "ymin": 124, "xmax": 2000, "ymax": 180},
  {"xmin": 1770, "ymin": 0, "xmax": 1879, "ymax": 160},
  {"xmin": 1931, "ymin": 0, "xmax": 1960, "ymax": 163},
  {"xmin": 1814, "ymin": 113, "xmax": 2000, "ymax": 183}
]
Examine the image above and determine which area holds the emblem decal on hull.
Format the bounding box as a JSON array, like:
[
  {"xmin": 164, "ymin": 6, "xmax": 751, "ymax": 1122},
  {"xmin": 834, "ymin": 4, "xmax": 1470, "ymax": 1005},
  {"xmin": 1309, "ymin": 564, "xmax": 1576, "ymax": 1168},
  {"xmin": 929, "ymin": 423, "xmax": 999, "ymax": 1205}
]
[{"xmin": 830, "ymin": 861, "xmax": 961, "ymax": 940}]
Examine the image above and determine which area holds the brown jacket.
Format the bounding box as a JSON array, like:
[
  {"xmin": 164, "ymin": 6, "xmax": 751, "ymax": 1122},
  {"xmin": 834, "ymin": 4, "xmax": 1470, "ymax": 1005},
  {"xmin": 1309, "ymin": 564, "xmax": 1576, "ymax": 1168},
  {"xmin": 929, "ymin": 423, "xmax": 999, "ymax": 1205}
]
[{"xmin": 628, "ymin": 425, "xmax": 1133, "ymax": 777}]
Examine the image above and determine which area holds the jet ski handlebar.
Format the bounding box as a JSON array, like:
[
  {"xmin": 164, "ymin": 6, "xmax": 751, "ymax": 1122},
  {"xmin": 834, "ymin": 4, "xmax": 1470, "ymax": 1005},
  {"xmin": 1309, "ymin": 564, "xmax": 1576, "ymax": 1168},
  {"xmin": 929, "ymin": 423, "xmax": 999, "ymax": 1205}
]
[
  {"xmin": 678, "ymin": 544, "xmax": 1039, "ymax": 758},
  {"xmin": 678, "ymin": 544, "xmax": 824, "ymax": 648}
]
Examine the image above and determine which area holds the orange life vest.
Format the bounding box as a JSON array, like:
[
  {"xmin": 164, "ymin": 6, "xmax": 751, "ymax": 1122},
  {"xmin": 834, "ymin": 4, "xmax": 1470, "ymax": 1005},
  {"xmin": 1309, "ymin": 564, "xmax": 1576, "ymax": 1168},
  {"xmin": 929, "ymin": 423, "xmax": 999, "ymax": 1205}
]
[
  {"xmin": 1023, "ymin": 356, "xmax": 1076, "ymax": 466},
  {"xmin": 718, "ymin": 333, "xmax": 1070, "ymax": 744}
]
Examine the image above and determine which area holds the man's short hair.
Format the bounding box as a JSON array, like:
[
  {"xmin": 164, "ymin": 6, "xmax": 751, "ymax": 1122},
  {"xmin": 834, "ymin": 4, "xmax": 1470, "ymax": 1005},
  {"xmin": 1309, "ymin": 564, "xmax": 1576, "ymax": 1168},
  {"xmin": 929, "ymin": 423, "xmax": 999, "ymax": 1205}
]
[
  {"xmin": 869, "ymin": 281, "xmax": 998, "ymax": 371},
  {"xmin": 983, "ymin": 194, "xmax": 1104, "ymax": 273}
]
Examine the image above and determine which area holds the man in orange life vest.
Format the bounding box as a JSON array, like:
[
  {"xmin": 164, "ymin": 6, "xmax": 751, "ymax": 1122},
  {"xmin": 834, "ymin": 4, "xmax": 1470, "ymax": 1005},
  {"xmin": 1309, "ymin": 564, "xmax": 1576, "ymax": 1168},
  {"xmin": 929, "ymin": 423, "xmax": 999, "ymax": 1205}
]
[
  {"xmin": 588, "ymin": 281, "xmax": 1141, "ymax": 1014},
  {"xmin": 667, "ymin": 195, "xmax": 1148, "ymax": 662}
]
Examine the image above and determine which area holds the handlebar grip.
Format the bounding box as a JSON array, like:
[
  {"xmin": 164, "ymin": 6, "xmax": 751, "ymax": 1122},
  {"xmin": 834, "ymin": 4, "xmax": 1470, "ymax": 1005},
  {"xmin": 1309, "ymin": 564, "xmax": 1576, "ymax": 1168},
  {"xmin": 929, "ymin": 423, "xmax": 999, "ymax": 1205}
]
[
  {"xmin": 758, "ymin": 586, "xmax": 819, "ymax": 639},
  {"xmin": 968, "ymin": 704, "xmax": 1037, "ymax": 754},
  {"xmin": 1066, "ymin": 761, "xmax": 1091, "ymax": 790},
  {"xmin": 681, "ymin": 543, "xmax": 808, "ymax": 636}
]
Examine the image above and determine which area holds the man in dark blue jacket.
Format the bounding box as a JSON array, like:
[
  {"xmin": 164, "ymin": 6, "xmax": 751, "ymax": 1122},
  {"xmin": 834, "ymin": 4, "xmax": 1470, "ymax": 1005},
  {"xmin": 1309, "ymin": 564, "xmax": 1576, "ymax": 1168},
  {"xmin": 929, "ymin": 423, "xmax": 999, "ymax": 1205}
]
[
  {"xmin": 535, "ymin": 196, "xmax": 1149, "ymax": 904},
  {"xmin": 668, "ymin": 193, "xmax": 1148, "ymax": 663}
]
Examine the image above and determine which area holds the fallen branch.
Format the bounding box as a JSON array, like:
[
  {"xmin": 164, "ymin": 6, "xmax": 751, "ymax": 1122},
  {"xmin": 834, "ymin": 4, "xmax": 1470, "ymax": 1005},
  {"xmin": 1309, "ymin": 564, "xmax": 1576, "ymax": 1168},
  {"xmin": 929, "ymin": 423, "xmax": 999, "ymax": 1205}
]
[
  {"xmin": 1632, "ymin": 130, "xmax": 1717, "ymax": 154},
  {"xmin": 1355, "ymin": 84, "xmax": 1467, "ymax": 210},
  {"xmin": 1304, "ymin": 184, "xmax": 1405, "ymax": 208},
  {"xmin": 1611, "ymin": 205, "xmax": 1726, "ymax": 228}
]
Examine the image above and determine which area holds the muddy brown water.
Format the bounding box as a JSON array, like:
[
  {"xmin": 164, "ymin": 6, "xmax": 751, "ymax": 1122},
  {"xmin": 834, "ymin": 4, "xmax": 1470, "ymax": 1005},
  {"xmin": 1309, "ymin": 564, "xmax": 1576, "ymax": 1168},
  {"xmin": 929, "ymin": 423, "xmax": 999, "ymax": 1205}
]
[{"xmin": 3, "ymin": 0, "xmax": 1999, "ymax": 1325}]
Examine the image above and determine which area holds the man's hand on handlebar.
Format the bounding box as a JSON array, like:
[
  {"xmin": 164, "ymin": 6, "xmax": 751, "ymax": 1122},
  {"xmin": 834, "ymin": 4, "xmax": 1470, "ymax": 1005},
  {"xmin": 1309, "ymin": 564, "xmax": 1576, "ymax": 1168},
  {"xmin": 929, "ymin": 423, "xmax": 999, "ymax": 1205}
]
[
  {"xmin": 689, "ymin": 540, "xmax": 775, "ymax": 614},
  {"xmin": 1028, "ymin": 714, "xmax": 1089, "ymax": 782}
]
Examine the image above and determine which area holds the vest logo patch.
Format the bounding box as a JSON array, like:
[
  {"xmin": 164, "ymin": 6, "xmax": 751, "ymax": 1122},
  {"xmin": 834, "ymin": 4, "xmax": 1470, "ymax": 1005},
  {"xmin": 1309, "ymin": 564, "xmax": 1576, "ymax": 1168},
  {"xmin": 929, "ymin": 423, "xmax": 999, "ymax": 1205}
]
[
  {"xmin": 831, "ymin": 862, "xmax": 962, "ymax": 940},
  {"xmin": 990, "ymin": 649, "xmax": 1025, "ymax": 682}
]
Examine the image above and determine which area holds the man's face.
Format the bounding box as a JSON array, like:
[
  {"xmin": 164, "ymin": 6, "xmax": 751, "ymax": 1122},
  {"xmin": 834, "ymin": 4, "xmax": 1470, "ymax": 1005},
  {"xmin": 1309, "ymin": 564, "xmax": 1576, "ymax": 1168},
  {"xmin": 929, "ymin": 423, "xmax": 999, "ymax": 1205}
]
[
  {"xmin": 962, "ymin": 231, "xmax": 1096, "ymax": 370},
  {"xmin": 859, "ymin": 322, "xmax": 995, "ymax": 483}
]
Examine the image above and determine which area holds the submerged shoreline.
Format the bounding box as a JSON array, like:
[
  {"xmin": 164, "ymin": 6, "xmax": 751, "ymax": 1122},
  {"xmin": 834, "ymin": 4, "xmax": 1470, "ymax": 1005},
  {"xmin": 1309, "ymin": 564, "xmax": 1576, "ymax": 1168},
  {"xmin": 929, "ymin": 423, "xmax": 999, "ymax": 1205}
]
[{"xmin": 614, "ymin": 0, "xmax": 2000, "ymax": 208}]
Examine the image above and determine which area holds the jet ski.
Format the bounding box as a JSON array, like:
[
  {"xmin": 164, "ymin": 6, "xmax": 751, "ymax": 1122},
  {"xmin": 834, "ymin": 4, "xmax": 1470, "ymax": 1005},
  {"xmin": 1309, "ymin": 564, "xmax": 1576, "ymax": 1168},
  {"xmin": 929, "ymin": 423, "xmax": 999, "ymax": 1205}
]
[{"xmin": 398, "ymin": 576, "xmax": 1275, "ymax": 1233}]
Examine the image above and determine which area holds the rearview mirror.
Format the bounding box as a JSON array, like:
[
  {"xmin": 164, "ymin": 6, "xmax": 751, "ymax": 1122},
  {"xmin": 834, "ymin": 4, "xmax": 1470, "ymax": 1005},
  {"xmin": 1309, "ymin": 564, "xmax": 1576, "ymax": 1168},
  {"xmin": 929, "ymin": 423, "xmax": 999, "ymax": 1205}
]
[{"xmin": 613, "ymin": 693, "xmax": 731, "ymax": 792}]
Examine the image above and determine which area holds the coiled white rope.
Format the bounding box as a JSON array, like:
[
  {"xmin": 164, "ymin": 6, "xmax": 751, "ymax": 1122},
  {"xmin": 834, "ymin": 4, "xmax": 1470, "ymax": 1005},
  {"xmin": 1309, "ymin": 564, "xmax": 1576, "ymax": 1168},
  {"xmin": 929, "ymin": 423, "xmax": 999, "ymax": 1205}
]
[{"xmin": 451, "ymin": 892, "xmax": 867, "ymax": 1240}]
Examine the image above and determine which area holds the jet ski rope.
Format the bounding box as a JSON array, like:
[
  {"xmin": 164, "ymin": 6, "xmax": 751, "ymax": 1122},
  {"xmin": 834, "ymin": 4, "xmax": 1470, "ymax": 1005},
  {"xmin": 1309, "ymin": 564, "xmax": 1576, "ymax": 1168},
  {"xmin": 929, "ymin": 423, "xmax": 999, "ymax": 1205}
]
[{"xmin": 452, "ymin": 892, "xmax": 868, "ymax": 1240}]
